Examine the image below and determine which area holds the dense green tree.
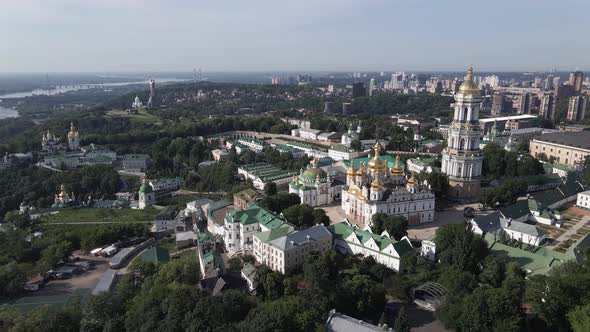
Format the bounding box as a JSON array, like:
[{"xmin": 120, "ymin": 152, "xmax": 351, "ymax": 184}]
[
  {"xmin": 435, "ymin": 223, "xmax": 489, "ymax": 274},
  {"xmin": 282, "ymin": 204, "xmax": 330, "ymax": 228},
  {"xmin": 40, "ymin": 240, "xmax": 73, "ymax": 270},
  {"xmin": 342, "ymin": 274, "xmax": 386, "ymax": 322},
  {"xmin": 568, "ymin": 303, "xmax": 590, "ymax": 332},
  {"xmin": 480, "ymin": 179, "xmax": 527, "ymax": 209},
  {"xmin": 263, "ymin": 182, "xmax": 277, "ymax": 196},
  {"xmin": 371, "ymin": 213, "xmax": 408, "ymax": 240},
  {"xmin": 258, "ymin": 193, "xmax": 300, "ymax": 214},
  {"xmin": 311, "ymin": 208, "xmax": 331, "ymax": 226},
  {"xmin": 479, "ymin": 255, "xmax": 508, "ymax": 287},
  {"xmin": 350, "ymin": 139, "xmax": 362, "ymax": 151},
  {"xmin": 394, "ymin": 305, "xmax": 411, "ymax": 332},
  {"xmin": 80, "ymin": 293, "xmax": 125, "ymax": 332},
  {"xmin": 255, "ymin": 266, "xmax": 284, "ymax": 301},
  {"xmin": 238, "ymin": 296, "xmax": 323, "ymax": 332},
  {"xmin": 8, "ymin": 305, "xmax": 81, "ymax": 332},
  {"xmin": 0, "ymin": 262, "xmax": 27, "ymax": 298}
]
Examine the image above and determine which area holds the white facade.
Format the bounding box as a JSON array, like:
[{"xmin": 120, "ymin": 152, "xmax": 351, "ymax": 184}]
[
  {"xmin": 255, "ymin": 225, "xmax": 332, "ymax": 274},
  {"xmin": 222, "ymin": 204, "xmax": 292, "ymax": 255},
  {"xmin": 289, "ymin": 159, "xmax": 342, "ymax": 207},
  {"xmin": 420, "ymin": 239, "xmax": 436, "ymax": 261},
  {"xmin": 577, "ymin": 190, "xmax": 590, "ymax": 209},
  {"xmin": 441, "ymin": 68, "xmax": 484, "ymax": 198},
  {"xmin": 341, "ymin": 124, "xmax": 361, "ymax": 147},
  {"xmin": 341, "ymin": 144, "xmax": 435, "ymax": 226},
  {"xmin": 212, "ymin": 149, "xmax": 230, "ymax": 161},
  {"xmin": 470, "ymin": 216, "xmax": 545, "ymax": 247},
  {"xmin": 149, "ymin": 177, "xmax": 183, "ymax": 192},
  {"xmin": 292, "ymin": 128, "xmax": 323, "ymax": 140},
  {"xmin": 332, "ymin": 221, "xmax": 414, "ymax": 272}
]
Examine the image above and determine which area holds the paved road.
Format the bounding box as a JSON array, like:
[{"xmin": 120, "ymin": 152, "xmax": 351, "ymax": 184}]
[{"xmin": 176, "ymin": 190, "xmax": 226, "ymax": 195}]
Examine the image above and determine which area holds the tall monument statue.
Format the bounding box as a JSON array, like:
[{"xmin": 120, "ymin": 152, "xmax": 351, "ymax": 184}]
[{"xmin": 147, "ymin": 78, "xmax": 156, "ymax": 109}]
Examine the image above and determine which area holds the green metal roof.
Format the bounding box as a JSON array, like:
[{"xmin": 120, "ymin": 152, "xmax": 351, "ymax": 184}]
[
  {"xmin": 226, "ymin": 203, "xmax": 289, "ymax": 229},
  {"xmin": 484, "ymin": 234, "xmax": 563, "ymax": 276},
  {"xmin": 328, "ymin": 222, "xmax": 414, "ymax": 257},
  {"xmin": 254, "ymin": 224, "xmax": 295, "ymax": 243},
  {"xmin": 500, "ymin": 200, "xmax": 530, "ymax": 219},
  {"xmin": 141, "ymin": 246, "xmax": 170, "ymax": 265},
  {"xmin": 344, "ymin": 154, "xmax": 405, "ymax": 169},
  {"xmin": 139, "ymin": 183, "xmax": 153, "ymax": 194}
]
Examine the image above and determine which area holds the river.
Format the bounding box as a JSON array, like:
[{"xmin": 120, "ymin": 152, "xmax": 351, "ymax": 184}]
[
  {"xmin": 0, "ymin": 105, "xmax": 19, "ymax": 119},
  {"xmin": 0, "ymin": 77, "xmax": 190, "ymax": 119}
]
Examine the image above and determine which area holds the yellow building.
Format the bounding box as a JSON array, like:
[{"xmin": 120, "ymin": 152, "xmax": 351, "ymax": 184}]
[{"xmin": 529, "ymin": 131, "xmax": 590, "ymax": 169}]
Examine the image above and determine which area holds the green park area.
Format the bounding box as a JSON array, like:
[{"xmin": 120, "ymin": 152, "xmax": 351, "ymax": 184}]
[
  {"xmin": 106, "ymin": 108, "xmax": 161, "ymax": 124},
  {"xmin": 40, "ymin": 208, "xmax": 158, "ymax": 224}
]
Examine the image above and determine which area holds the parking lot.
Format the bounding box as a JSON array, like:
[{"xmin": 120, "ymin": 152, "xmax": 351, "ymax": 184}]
[{"xmin": 1, "ymin": 254, "xmax": 110, "ymax": 312}]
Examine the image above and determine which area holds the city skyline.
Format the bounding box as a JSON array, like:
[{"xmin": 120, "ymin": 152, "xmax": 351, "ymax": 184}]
[{"xmin": 1, "ymin": 0, "xmax": 590, "ymax": 72}]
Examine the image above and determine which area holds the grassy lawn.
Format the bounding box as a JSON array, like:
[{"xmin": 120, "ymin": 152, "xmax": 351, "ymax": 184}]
[
  {"xmin": 41, "ymin": 208, "xmax": 158, "ymax": 224},
  {"xmin": 159, "ymin": 194, "xmax": 223, "ymax": 209}
]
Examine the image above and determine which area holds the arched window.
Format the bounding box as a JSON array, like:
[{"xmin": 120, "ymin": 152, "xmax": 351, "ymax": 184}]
[
  {"xmin": 459, "ymin": 139, "xmax": 465, "ymax": 150},
  {"xmin": 463, "ymin": 107, "xmax": 468, "ymax": 120}
]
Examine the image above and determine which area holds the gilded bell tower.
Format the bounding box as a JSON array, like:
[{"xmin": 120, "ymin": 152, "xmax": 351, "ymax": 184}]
[
  {"xmin": 67, "ymin": 122, "xmax": 80, "ymax": 150},
  {"xmin": 441, "ymin": 67, "xmax": 483, "ymax": 199}
]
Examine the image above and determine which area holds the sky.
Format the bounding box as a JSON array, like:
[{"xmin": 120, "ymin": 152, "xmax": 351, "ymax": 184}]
[{"xmin": 1, "ymin": 0, "xmax": 589, "ymax": 73}]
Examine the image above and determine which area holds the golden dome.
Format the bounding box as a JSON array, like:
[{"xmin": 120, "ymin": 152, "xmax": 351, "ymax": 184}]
[
  {"xmin": 407, "ymin": 173, "xmax": 418, "ymax": 186},
  {"xmin": 58, "ymin": 184, "xmax": 69, "ymax": 199},
  {"xmin": 370, "ymin": 178, "xmax": 383, "ymax": 190},
  {"xmin": 346, "ymin": 161, "xmax": 356, "ymax": 176},
  {"xmin": 68, "ymin": 122, "xmax": 79, "ymax": 137},
  {"xmin": 301, "ymin": 167, "xmax": 327, "ymax": 182},
  {"xmin": 458, "ymin": 67, "xmax": 480, "ymax": 95},
  {"xmin": 390, "ymin": 155, "xmax": 404, "ymax": 176},
  {"xmin": 367, "ymin": 143, "xmax": 387, "ymax": 171}
]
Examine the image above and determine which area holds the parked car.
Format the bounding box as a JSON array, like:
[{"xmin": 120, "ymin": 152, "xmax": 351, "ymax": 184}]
[{"xmin": 24, "ymin": 283, "xmax": 39, "ymax": 291}]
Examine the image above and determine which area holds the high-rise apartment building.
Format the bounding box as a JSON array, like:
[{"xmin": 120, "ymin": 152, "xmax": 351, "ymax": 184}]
[
  {"xmin": 352, "ymin": 82, "xmax": 366, "ymax": 98},
  {"xmin": 569, "ymin": 71, "xmax": 584, "ymax": 93},
  {"xmin": 567, "ymin": 95, "xmax": 587, "ymax": 121},
  {"xmin": 539, "ymin": 93, "xmax": 556, "ymax": 120}
]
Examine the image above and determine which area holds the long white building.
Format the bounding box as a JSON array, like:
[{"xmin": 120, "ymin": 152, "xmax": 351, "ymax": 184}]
[{"xmin": 330, "ymin": 221, "xmax": 415, "ymax": 272}]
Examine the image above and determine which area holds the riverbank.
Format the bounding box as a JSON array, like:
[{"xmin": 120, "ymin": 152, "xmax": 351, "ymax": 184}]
[{"xmin": 0, "ymin": 105, "xmax": 19, "ymax": 119}]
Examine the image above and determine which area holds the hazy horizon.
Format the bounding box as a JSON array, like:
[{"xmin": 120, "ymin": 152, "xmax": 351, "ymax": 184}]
[{"xmin": 2, "ymin": 0, "xmax": 589, "ymax": 72}]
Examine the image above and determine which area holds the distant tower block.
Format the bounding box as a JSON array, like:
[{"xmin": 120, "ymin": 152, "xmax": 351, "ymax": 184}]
[
  {"xmin": 67, "ymin": 122, "xmax": 80, "ymax": 150},
  {"xmin": 441, "ymin": 67, "xmax": 483, "ymax": 199},
  {"xmin": 342, "ymin": 102, "xmax": 352, "ymax": 114}
]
